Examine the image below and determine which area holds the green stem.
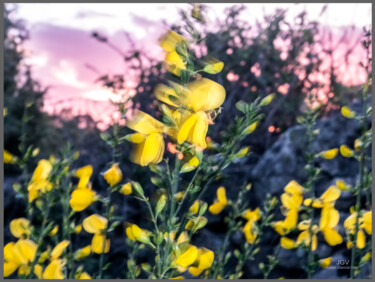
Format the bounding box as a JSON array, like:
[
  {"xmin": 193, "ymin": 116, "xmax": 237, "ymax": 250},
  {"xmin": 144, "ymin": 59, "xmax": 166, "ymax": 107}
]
[
  {"xmin": 350, "ymin": 76, "xmax": 369, "ymax": 279},
  {"xmin": 173, "ymin": 167, "xmax": 200, "ymax": 218},
  {"xmin": 26, "ymin": 191, "xmax": 53, "ymax": 278}
]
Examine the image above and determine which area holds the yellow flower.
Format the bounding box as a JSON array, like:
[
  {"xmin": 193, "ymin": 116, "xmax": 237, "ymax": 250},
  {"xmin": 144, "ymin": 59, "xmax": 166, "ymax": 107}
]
[
  {"xmin": 189, "ymin": 200, "xmax": 201, "ymax": 214},
  {"xmin": 10, "ymin": 218, "xmax": 31, "ymax": 238},
  {"xmin": 4, "ymin": 239, "xmax": 37, "ymax": 277},
  {"xmin": 242, "ymin": 208, "xmax": 262, "ymax": 244},
  {"xmin": 177, "ymin": 111, "xmax": 210, "ymax": 149},
  {"xmin": 27, "ymin": 159, "xmax": 53, "ymax": 202},
  {"xmin": 344, "ymin": 211, "xmax": 371, "ymax": 249},
  {"xmin": 125, "ymin": 223, "xmax": 151, "ymax": 244},
  {"xmin": 208, "ymin": 187, "xmax": 227, "ymax": 215},
  {"xmin": 50, "ymin": 240, "xmax": 70, "ymax": 260},
  {"xmin": 74, "ymin": 165, "xmax": 93, "ymax": 189},
  {"xmin": 183, "ymin": 78, "xmax": 226, "ymax": 112},
  {"xmin": 319, "ymin": 257, "xmax": 332, "ymax": 268},
  {"xmin": 280, "ymin": 237, "xmax": 296, "ymax": 249},
  {"xmin": 340, "ymin": 145, "xmax": 354, "ymax": 157},
  {"xmin": 321, "ymin": 227, "xmax": 343, "ymax": 246},
  {"xmin": 336, "ymin": 179, "xmax": 349, "ymax": 191},
  {"xmin": 242, "ymin": 207, "xmax": 261, "ymax": 221},
  {"xmin": 31, "ymin": 159, "xmax": 53, "ymax": 182},
  {"xmin": 243, "ymin": 220, "xmax": 259, "ymax": 244},
  {"xmin": 126, "ymin": 111, "xmax": 165, "ymax": 166},
  {"xmin": 104, "ymin": 163, "xmax": 122, "ymax": 187},
  {"xmin": 165, "ymin": 51, "xmax": 186, "ymax": 76},
  {"xmin": 180, "ymin": 156, "xmax": 200, "ymax": 173},
  {"xmin": 120, "ymin": 182, "xmax": 132, "ymax": 195},
  {"xmin": 82, "ymin": 214, "xmax": 108, "ymax": 234},
  {"xmin": 171, "ymin": 276, "xmax": 185, "ymax": 279},
  {"xmin": 185, "ymin": 217, "xmax": 208, "ymax": 232},
  {"xmin": 296, "ymin": 230, "xmax": 318, "ymax": 251},
  {"xmin": 273, "ymin": 209, "xmax": 298, "ymax": 235},
  {"xmin": 49, "ymin": 225, "xmax": 59, "ymax": 236},
  {"xmin": 77, "ymin": 272, "xmax": 91, "ymax": 279},
  {"xmin": 4, "ymin": 150, "xmax": 16, "ymax": 164},
  {"xmin": 319, "ymin": 148, "xmax": 338, "ymax": 159},
  {"xmin": 176, "ymin": 246, "xmax": 198, "ymax": 267},
  {"xmin": 70, "ymin": 187, "xmax": 97, "ymax": 212},
  {"xmin": 75, "ymin": 225, "xmax": 82, "ymax": 234},
  {"xmin": 341, "ymin": 106, "xmax": 355, "ymax": 118},
  {"xmin": 188, "ymin": 247, "xmax": 215, "ymax": 276},
  {"xmin": 42, "ymin": 259, "xmax": 65, "ymax": 279},
  {"xmin": 75, "ymin": 245, "xmax": 91, "ymax": 259},
  {"xmin": 159, "ymin": 30, "xmax": 186, "ymax": 52},
  {"xmin": 362, "ymin": 211, "xmax": 372, "ymax": 235},
  {"xmin": 91, "ymin": 233, "xmax": 110, "ymax": 254},
  {"xmin": 203, "ymin": 59, "xmax": 224, "ymax": 74},
  {"xmin": 34, "ymin": 264, "xmax": 43, "ymax": 279}
]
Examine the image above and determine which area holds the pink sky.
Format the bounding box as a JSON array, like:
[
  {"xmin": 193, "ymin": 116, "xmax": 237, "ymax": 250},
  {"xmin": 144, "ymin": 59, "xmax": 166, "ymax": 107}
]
[{"xmin": 10, "ymin": 3, "xmax": 372, "ymax": 129}]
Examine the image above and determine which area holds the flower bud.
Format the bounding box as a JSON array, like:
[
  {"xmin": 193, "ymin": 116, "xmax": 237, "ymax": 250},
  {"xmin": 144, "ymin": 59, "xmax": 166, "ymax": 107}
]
[
  {"xmin": 260, "ymin": 93, "xmax": 275, "ymax": 106},
  {"xmin": 156, "ymin": 194, "xmax": 167, "ymax": 215},
  {"xmin": 132, "ymin": 181, "xmax": 144, "ymax": 198}
]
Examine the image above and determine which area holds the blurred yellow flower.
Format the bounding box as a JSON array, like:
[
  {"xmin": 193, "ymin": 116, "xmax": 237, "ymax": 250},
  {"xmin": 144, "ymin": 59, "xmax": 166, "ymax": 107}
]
[
  {"xmin": 165, "ymin": 51, "xmax": 186, "ymax": 77},
  {"xmin": 4, "ymin": 150, "xmax": 16, "ymax": 164},
  {"xmin": 49, "ymin": 225, "xmax": 59, "ymax": 236},
  {"xmin": 92, "ymin": 233, "xmax": 110, "ymax": 254},
  {"xmin": 243, "ymin": 207, "xmax": 261, "ymax": 244},
  {"xmin": 340, "ymin": 145, "xmax": 354, "ymax": 157},
  {"xmin": 82, "ymin": 214, "xmax": 108, "ymax": 234},
  {"xmin": 344, "ymin": 211, "xmax": 372, "ymax": 249},
  {"xmin": 10, "ymin": 218, "xmax": 31, "ymax": 238},
  {"xmin": 203, "ymin": 59, "xmax": 224, "ymax": 74},
  {"xmin": 42, "ymin": 259, "xmax": 65, "ymax": 279},
  {"xmin": 280, "ymin": 237, "xmax": 296, "ymax": 249},
  {"xmin": 319, "ymin": 148, "xmax": 338, "ymax": 159},
  {"xmin": 75, "ymin": 245, "xmax": 91, "ymax": 260},
  {"xmin": 126, "ymin": 111, "xmax": 165, "ymax": 166},
  {"xmin": 75, "ymin": 225, "xmax": 82, "ymax": 234},
  {"xmin": 180, "ymin": 156, "xmax": 200, "ymax": 173},
  {"xmin": 341, "ymin": 106, "xmax": 355, "ymax": 118},
  {"xmin": 50, "ymin": 240, "xmax": 70, "ymax": 260},
  {"xmin": 70, "ymin": 187, "xmax": 97, "ymax": 212},
  {"xmin": 159, "ymin": 30, "xmax": 186, "ymax": 52},
  {"xmin": 188, "ymin": 247, "xmax": 214, "ymax": 276},
  {"xmin": 319, "ymin": 257, "xmax": 332, "ymax": 268},
  {"xmin": 4, "ymin": 239, "xmax": 37, "ymax": 277},
  {"xmin": 104, "ymin": 163, "xmax": 122, "ymax": 187},
  {"xmin": 208, "ymin": 186, "xmax": 227, "ymax": 215},
  {"xmin": 125, "ymin": 223, "xmax": 151, "ymax": 244},
  {"xmin": 176, "ymin": 245, "xmax": 198, "ymax": 267},
  {"xmin": 77, "ymin": 272, "xmax": 91, "ymax": 279},
  {"xmin": 74, "ymin": 165, "xmax": 93, "ymax": 189},
  {"xmin": 120, "ymin": 182, "xmax": 132, "ymax": 195}
]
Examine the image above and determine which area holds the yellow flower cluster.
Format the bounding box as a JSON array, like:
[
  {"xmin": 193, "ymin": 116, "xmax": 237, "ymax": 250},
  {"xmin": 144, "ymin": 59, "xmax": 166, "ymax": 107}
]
[
  {"xmin": 82, "ymin": 214, "xmax": 110, "ymax": 254},
  {"xmin": 4, "ymin": 218, "xmax": 72, "ymax": 279},
  {"xmin": 28, "ymin": 159, "xmax": 53, "ymax": 203},
  {"xmin": 70, "ymin": 165, "xmax": 97, "ymax": 212},
  {"xmin": 279, "ymin": 184, "xmax": 344, "ymax": 250},
  {"xmin": 344, "ymin": 210, "xmax": 372, "ymax": 249},
  {"xmin": 242, "ymin": 208, "xmax": 261, "ymax": 244},
  {"xmin": 125, "ymin": 30, "xmax": 226, "ymax": 166}
]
